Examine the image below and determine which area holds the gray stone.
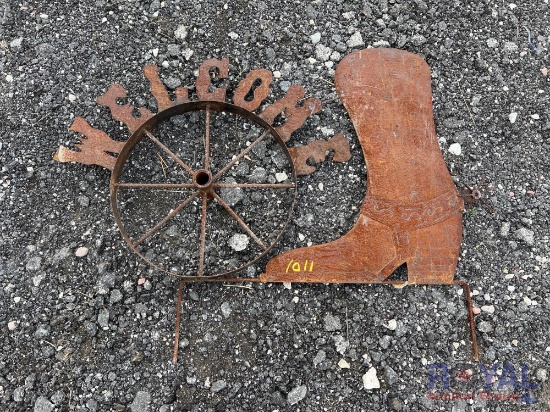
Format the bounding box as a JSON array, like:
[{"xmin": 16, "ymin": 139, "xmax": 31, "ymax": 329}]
[
  {"xmin": 211, "ymin": 380, "xmax": 227, "ymax": 393},
  {"xmin": 228, "ymin": 234, "xmax": 249, "ymax": 251},
  {"xmin": 10, "ymin": 37, "xmax": 23, "ymax": 50},
  {"xmin": 411, "ymin": 34, "xmax": 427, "ymax": 46},
  {"xmin": 34, "ymin": 396, "xmax": 54, "ymax": 412},
  {"xmin": 220, "ymin": 177, "xmax": 244, "ymax": 206},
  {"xmin": 372, "ymin": 40, "xmax": 391, "ymax": 48},
  {"xmin": 13, "ymin": 386, "xmax": 24, "ymax": 402},
  {"xmin": 83, "ymin": 320, "xmax": 97, "ymax": 336},
  {"xmin": 536, "ymin": 368, "xmax": 547, "ymax": 382},
  {"xmin": 96, "ymin": 272, "xmax": 116, "ymax": 294},
  {"xmin": 514, "ymin": 227, "xmax": 534, "ymax": 246},
  {"xmin": 347, "ymin": 32, "xmax": 364, "ymax": 48},
  {"xmin": 486, "ymin": 38, "xmax": 498, "ymax": 48},
  {"xmin": 110, "ymin": 289, "xmax": 123, "ymax": 304},
  {"xmin": 315, "ymin": 44, "xmax": 332, "ymax": 61},
  {"xmin": 287, "ymin": 385, "xmax": 307, "ymax": 405},
  {"xmin": 478, "ymin": 321, "xmax": 493, "ymax": 333},
  {"xmin": 503, "ymin": 41, "xmax": 518, "ymax": 53},
  {"xmin": 165, "ymin": 225, "xmax": 180, "ymax": 237},
  {"xmin": 164, "ymin": 76, "xmax": 181, "ymax": 90},
  {"xmin": 249, "ymin": 167, "xmax": 267, "ymax": 183},
  {"xmin": 379, "ymin": 335, "xmax": 392, "ymax": 350},
  {"xmin": 167, "ymin": 44, "xmax": 180, "ymax": 56},
  {"xmin": 53, "ymin": 247, "xmax": 71, "ymax": 262},
  {"xmin": 189, "ymin": 290, "xmax": 199, "ymax": 301},
  {"xmin": 98, "ymin": 309, "xmax": 109, "ymax": 329},
  {"xmin": 34, "ymin": 324, "xmax": 51, "ymax": 338},
  {"xmin": 235, "ymin": 162, "xmax": 249, "ymax": 176},
  {"xmin": 324, "ymin": 313, "xmax": 342, "ymax": 331},
  {"xmin": 310, "ymin": 32, "xmax": 321, "ymax": 44},
  {"xmin": 333, "ymin": 334, "xmax": 349, "ymax": 355},
  {"xmin": 77, "ymin": 195, "xmax": 89, "ymax": 207},
  {"xmin": 500, "ymin": 222, "xmax": 511, "ymax": 238},
  {"xmin": 26, "ymin": 256, "xmax": 41, "ymax": 272},
  {"xmin": 221, "ymin": 301, "xmax": 232, "ymax": 318},
  {"xmin": 50, "ymin": 390, "xmax": 65, "ymax": 404},
  {"xmin": 313, "ymin": 350, "xmax": 326, "ymax": 366},
  {"xmin": 174, "ymin": 25, "xmax": 187, "ymax": 40},
  {"xmin": 129, "ymin": 391, "xmax": 151, "ymax": 412},
  {"xmin": 279, "ymin": 80, "xmax": 291, "ymax": 92},
  {"xmin": 384, "ymin": 366, "xmax": 399, "ymax": 385}
]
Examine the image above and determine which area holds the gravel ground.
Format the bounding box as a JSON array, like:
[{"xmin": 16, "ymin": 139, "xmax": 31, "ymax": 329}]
[{"xmin": 1, "ymin": 1, "xmax": 549, "ymax": 411}]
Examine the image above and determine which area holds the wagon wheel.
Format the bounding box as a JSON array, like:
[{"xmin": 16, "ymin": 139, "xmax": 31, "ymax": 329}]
[{"xmin": 110, "ymin": 101, "xmax": 297, "ymax": 278}]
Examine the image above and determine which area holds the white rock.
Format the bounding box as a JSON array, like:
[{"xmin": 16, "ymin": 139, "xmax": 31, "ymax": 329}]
[
  {"xmin": 320, "ymin": 126, "xmax": 334, "ymax": 136},
  {"xmin": 503, "ymin": 41, "xmax": 518, "ymax": 53},
  {"xmin": 275, "ymin": 172, "xmax": 288, "ymax": 182},
  {"xmin": 363, "ymin": 367, "xmax": 380, "ymax": 389},
  {"xmin": 315, "ymin": 44, "xmax": 332, "ymax": 62},
  {"xmin": 152, "ymin": 48, "xmax": 159, "ymax": 57},
  {"xmin": 273, "ymin": 70, "xmax": 281, "ymax": 78},
  {"xmin": 386, "ymin": 319, "xmax": 397, "ymax": 331},
  {"xmin": 486, "ymin": 38, "xmax": 498, "ymax": 48},
  {"xmin": 174, "ymin": 25, "xmax": 187, "ymax": 40},
  {"xmin": 228, "ymin": 234, "xmax": 249, "ymax": 251},
  {"xmin": 338, "ymin": 358, "xmax": 350, "ymax": 369},
  {"xmin": 524, "ymin": 296, "xmax": 532, "ymax": 305},
  {"xmin": 333, "ymin": 335, "xmax": 349, "ymax": 355},
  {"xmin": 10, "ymin": 37, "xmax": 23, "ymax": 49},
  {"xmin": 5, "ymin": 74, "xmax": 13, "ymax": 82},
  {"xmin": 318, "ymin": 183, "xmax": 324, "ymax": 191},
  {"xmin": 310, "ymin": 32, "xmax": 321, "ymax": 44},
  {"xmin": 283, "ymin": 282, "xmax": 292, "ymax": 289},
  {"xmin": 182, "ymin": 48, "xmax": 194, "ymax": 60},
  {"xmin": 448, "ymin": 143, "xmax": 462, "ymax": 156},
  {"xmin": 228, "ymin": 32, "xmax": 239, "ymax": 40},
  {"xmin": 287, "ymin": 385, "xmax": 307, "ymax": 405},
  {"xmin": 75, "ymin": 247, "xmax": 89, "ymax": 257},
  {"xmin": 347, "ymin": 32, "xmax": 364, "ymax": 48},
  {"xmin": 68, "ymin": 94, "xmax": 76, "ymax": 102},
  {"xmin": 509, "ymin": 112, "xmax": 518, "ymax": 123},
  {"xmin": 342, "ymin": 11, "xmax": 355, "ymax": 20},
  {"xmin": 298, "ymin": 233, "xmax": 305, "ymax": 241},
  {"xmin": 8, "ymin": 321, "xmax": 17, "ymax": 331},
  {"xmin": 481, "ymin": 305, "xmax": 495, "ymax": 314},
  {"xmin": 372, "ymin": 40, "xmax": 390, "ymax": 48},
  {"xmin": 531, "ymin": 114, "xmax": 540, "ymax": 120}
]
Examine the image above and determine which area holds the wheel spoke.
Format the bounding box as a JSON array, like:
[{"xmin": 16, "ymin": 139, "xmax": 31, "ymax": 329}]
[
  {"xmin": 211, "ymin": 130, "xmax": 270, "ymax": 182},
  {"xmin": 212, "ymin": 191, "xmax": 267, "ymax": 250},
  {"xmin": 133, "ymin": 191, "xmax": 200, "ymax": 247},
  {"xmin": 214, "ymin": 183, "xmax": 294, "ymax": 189},
  {"xmin": 145, "ymin": 130, "xmax": 195, "ymax": 176},
  {"xmin": 198, "ymin": 194, "xmax": 208, "ymax": 276},
  {"xmin": 115, "ymin": 183, "xmax": 195, "ymax": 189},
  {"xmin": 204, "ymin": 107, "xmax": 211, "ymax": 171}
]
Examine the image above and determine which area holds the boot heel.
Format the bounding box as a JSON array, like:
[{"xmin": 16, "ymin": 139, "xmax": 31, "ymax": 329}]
[{"xmin": 406, "ymin": 214, "xmax": 462, "ymax": 284}]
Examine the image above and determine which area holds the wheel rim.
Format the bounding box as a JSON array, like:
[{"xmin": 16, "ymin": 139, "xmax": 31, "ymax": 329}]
[{"xmin": 110, "ymin": 101, "xmax": 297, "ymax": 278}]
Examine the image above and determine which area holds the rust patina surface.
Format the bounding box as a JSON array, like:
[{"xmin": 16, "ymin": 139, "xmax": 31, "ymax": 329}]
[{"xmin": 264, "ymin": 48, "xmax": 464, "ymax": 285}]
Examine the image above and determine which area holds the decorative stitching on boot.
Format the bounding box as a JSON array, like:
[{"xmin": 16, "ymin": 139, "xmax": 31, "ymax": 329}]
[{"xmin": 361, "ymin": 190, "xmax": 464, "ymax": 232}]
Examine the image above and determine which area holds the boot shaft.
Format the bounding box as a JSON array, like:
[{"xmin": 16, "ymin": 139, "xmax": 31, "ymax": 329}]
[{"xmin": 335, "ymin": 48, "xmax": 456, "ymax": 203}]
